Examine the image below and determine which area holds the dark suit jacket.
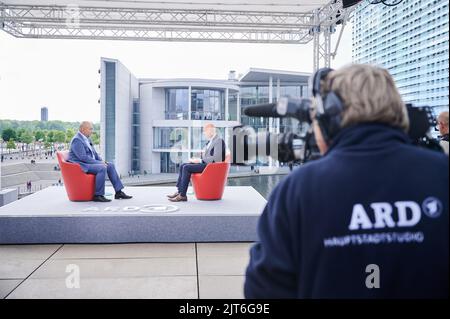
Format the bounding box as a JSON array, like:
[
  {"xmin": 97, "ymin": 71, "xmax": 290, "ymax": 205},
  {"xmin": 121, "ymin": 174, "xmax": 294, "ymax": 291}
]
[{"xmin": 201, "ymin": 135, "xmax": 226, "ymax": 163}]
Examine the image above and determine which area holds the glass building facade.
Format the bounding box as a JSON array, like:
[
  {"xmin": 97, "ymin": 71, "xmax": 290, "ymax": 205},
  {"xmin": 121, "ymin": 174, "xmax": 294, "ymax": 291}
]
[
  {"xmin": 101, "ymin": 58, "xmax": 310, "ymax": 174},
  {"xmin": 191, "ymin": 88, "xmax": 225, "ymax": 120},
  {"xmin": 165, "ymin": 88, "xmax": 189, "ymax": 120},
  {"xmin": 131, "ymin": 98, "xmax": 140, "ymax": 172},
  {"xmin": 239, "ymin": 85, "xmax": 308, "ymax": 133},
  {"xmin": 104, "ymin": 61, "xmax": 116, "ymax": 163},
  {"xmin": 158, "ymin": 87, "xmax": 236, "ymax": 172},
  {"xmin": 352, "ymin": 0, "xmax": 449, "ymax": 115},
  {"xmin": 154, "ymin": 127, "xmax": 189, "ymax": 150},
  {"xmin": 160, "ymin": 152, "xmax": 190, "ymax": 173}
]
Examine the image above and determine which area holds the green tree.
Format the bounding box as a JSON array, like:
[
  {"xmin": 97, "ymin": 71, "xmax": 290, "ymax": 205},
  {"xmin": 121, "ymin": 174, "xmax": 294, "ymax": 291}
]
[
  {"xmin": 21, "ymin": 132, "xmax": 34, "ymax": 145},
  {"xmin": 34, "ymin": 130, "xmax": 46, "ymax": 142},
  {"xmin": 65, "ymin": 128, "xmax": 75, "ymax": 144},
  {"xmin": 42, "ymin": 130, "xmax": 50, "ymax": 142},
  {"xmin": 16, "ymin": 128, "xmax": 26, "ymax": 143},
  {"xmin": 46, "ymin": 130, "xmax": 55, "ymax": 143},
  {"xmin": 6, "ymin": 140, "xmax": 16, "ymax": 151},
  {"xmin": 54, "ymin": 131, "xmax": 66, "ymax": 143},
  {"xmin": 1, "ymin": 128, "xmax": 16, "ymax": 142},
  {"xmin": 21, "ymin": 132, "xmax": 34, "ymax": 156},
  {"xmin": 91, "ymin": 131, "xmax": 100, "ymax": 146}
]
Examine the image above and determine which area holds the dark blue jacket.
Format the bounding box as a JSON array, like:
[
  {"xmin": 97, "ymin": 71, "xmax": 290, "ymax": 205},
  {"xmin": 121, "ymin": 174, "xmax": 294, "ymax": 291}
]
[{"xmin": 244, "ymin": 123, "xmax": 449, "ymax": 298}]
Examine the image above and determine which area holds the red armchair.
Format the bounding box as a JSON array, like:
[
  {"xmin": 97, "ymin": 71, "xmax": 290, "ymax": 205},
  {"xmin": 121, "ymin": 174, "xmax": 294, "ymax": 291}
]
[
  {"xmin": 191, "ymin": 154, "xmax": 231, "ymax": 200},
  {"xmin": 57, "ymin": 151, "xmax": 95, "ymax": 201}
]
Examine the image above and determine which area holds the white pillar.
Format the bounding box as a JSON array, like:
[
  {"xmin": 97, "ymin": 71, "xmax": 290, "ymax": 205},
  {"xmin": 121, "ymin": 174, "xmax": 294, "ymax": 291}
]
[
  {"xmin": 269, "ymin": 76, "xmax": 273, "ymax": 103},
  {"xmin": 188, "ymin": 86, "xmax": 192, "ymax": 120},
  {"xmin": 268, "ymin": 76, "xmax": 274, "ymax": 168},
  {"xmin": 276, "ymin": 78, "xmax": 281, "ymax": 134},
  {"xmin": 237, "ymin": 92, "xmax": 241, "ymax": 120},
  {"xmin": 225, "ymin": 88, "xmax": 229, "ymax": 121},
  {"xmin": 268, "ymin": 76, "xmax": 273, "ymax": 132}
]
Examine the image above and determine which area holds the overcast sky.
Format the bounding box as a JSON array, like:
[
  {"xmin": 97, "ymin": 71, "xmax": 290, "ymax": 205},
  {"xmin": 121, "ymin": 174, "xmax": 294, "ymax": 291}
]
[{"xmin": 0, "ymin": 24, "xmax": 353, "ymax": 122}]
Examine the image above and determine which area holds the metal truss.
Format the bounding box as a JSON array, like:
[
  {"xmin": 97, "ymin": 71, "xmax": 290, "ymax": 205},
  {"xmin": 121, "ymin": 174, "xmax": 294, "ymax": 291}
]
[
  {"xmin": 311, "ymin": 1, "xmax": 355, "ymax": 70},
  {"xmin": 1, "ymin": 21, "xmax": 314, "ymax": 43},
  {"xmin": 0, "ymin": 1, "xmax": 356, "ymax": 66}
]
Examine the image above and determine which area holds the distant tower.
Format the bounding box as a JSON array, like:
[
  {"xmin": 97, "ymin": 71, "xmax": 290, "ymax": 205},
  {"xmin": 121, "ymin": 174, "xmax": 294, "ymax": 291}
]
[{"xmin": 41, "ymin": 107, "xmax": 48, "ymax": 122}]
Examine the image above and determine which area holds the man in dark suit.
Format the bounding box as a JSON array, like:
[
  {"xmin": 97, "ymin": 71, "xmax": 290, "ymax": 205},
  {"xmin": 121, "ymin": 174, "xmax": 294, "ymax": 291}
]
[
  {"xmin": 68, "ymin": 121, "xmax": 132, "ymax": 202},
  {"xmin": 168, "ymin": 123, "xmax": 226, "ymax": 202}
]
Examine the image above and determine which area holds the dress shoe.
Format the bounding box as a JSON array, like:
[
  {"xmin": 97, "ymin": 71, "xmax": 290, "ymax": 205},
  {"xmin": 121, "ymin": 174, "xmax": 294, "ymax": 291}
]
[
  {"xmin": 167, "ymin": 192, "xmax": 179, "ymax": 199},
  {"xmin": 93, "ymin": 195, "xmax": 111, "ymax": 202},
  {"xmin": 115, "ymin": 190, "xmax": 133, "ymax": 199},
  {"xmin": 168, "ymin": 194, "xmax": 188, "ymax": 202}
]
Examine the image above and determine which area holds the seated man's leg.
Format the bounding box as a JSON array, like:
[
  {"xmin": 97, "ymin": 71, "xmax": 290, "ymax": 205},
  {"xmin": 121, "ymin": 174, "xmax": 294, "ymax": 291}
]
[
  {"xmin": 86, "ymin": 164, "xmax": 107, "ymax": 196},
  {"xmin": 106, "ymin": 162, "xmax": 124, "ymax": 192},
  {"xmin": 178, "ymin": 163, "xmax": 207, "ymax": 197},
  {"xmin": 176, "ymin": 163, "xmax": 188, "ymax": 189}
]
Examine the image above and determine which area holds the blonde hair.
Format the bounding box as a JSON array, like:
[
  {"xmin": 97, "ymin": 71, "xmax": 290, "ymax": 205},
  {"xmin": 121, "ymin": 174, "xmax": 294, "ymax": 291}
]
[{"xmin": 324, "ymin": 64, "xmax": 409, "ymax": 132}]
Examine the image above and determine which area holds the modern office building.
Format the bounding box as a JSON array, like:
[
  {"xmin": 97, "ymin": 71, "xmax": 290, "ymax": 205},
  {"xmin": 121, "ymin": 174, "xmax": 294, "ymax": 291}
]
[
  {"xmin": 99, "ymin": 58, "xmax": 310, "ymax": 176},
  {"xmin": 40, "ymin": 107, "xmax": 48, "ymax": 122},
  {"xmin": 352, "ymin": 0, "xmax": 449, "ymax": 115}
]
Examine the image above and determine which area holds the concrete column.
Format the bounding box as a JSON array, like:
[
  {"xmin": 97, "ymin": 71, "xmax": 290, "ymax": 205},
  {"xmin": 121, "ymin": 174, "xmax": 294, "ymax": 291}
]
[
  {"xmin": 188, "ymin": 86, "xmax": 192, "ymax": 120},
  {"xmin": 268, "ymin": 76, "xmax": 273, "ymax": 132},
  {"xmin": 269, "ymin": 76, "xmax": 273, "ymax": 103},
  {"xmin": 268, "ymin": 76, "xmax": 273, "ymax": 168},
  {"xmin": 237, "ymin": 92, "xmax": 241, "ymax": 120},
  {"xmin": 225, "ymin": 88, "xmax": 229, "ymax": 121},
  {"xmin": 276, "ymin": 78, "xmax": 281, "ymax": 134}
]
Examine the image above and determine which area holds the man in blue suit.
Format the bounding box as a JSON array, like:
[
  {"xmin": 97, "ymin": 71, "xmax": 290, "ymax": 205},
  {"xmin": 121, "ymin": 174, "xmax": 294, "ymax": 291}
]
[{"xmin": 68, "ymin": 121, "xmax": 132, "ymax": 202}]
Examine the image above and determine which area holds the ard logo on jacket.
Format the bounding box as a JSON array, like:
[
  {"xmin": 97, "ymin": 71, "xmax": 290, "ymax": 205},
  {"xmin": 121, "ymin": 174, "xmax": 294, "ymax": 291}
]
[{"xmin": 348, "ymin": 197, "xmax": 444, "ymax": 231}]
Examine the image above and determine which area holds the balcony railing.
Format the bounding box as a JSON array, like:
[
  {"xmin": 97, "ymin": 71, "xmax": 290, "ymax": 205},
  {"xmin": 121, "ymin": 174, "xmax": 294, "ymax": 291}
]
[
  {"xmin": 191, "ymin": 111, "xmax": 225, "ymax": 121},
  {"xmin": 164, "ymin": 111, "xmax": 189, "ymax": 120}
]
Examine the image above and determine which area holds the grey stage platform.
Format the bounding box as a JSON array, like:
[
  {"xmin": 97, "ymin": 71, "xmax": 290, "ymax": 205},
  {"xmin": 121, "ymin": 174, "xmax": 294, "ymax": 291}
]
[{"xmin": 0, "ymin": 186, "xmax": 266, "ymax": 244}]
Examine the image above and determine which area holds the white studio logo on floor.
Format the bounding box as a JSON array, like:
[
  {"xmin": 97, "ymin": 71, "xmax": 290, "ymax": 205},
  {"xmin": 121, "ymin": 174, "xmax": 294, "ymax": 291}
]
[
  {"xmin": 82, "ymin": 204, "xmax": 179, "ymax": 213},
  {"xmin": 65, "ymin": 264, "xmax": 80, "ymax": 289}
]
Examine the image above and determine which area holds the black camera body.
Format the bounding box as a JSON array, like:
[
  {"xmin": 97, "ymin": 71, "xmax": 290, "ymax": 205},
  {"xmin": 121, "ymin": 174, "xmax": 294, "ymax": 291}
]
[
  {"xmin": 230, "ymin": 98, "xmax": 441, "ymax": 166},
  {"xmin": 230, "ymin": 67, "xmax": 442, "ymax": 167},
  {"xmin": 230, "ymin": 97, "xmax": 319, "ymax": 166},
  {"xmin": 406, "ymin": 104, "xmax": 442, "ymax": 151}
]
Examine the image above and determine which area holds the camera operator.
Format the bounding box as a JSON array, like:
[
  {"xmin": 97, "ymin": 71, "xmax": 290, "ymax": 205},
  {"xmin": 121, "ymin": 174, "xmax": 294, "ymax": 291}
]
[{"xmin": 244, "ymin": 64, "xmax": 448, "ymax": 298}]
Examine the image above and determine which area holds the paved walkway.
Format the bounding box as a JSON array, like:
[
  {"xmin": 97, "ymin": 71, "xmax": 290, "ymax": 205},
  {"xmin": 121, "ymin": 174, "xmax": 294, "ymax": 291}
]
[
  {"xmin": 1, "ymin": 157, "xmax": 58, "ymax": 166},
  {"xmin": 0, "ymin": 242, "xmax": 252, "ymax": 299}
]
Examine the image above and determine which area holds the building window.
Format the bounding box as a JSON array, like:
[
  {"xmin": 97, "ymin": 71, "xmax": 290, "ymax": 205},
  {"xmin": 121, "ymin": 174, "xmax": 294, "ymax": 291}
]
[
  {"xmin": 279, "ymin": 85, "xmax": 303, "ymax": 98},
  {"xmin": 191, "ymin": 88, "xmax": 225, "ymax": 120},
  {"xmin": 104, "ymin": 61, "xmax": 116, "ymax": 163},
  {"xmin": 153, "ymin": 127, "xmax": 188, "ymax": 150},
  {"xmin": 160, "ymin": 152, "xmax": 189, "ymax": 173},
  {"xmin": 132, "ymin": 98, "xmax": 140, "ymax": 173},
  {"xmin": 228, "ymin": 90, "xmax": 239, "ymax": 121},
  {"xmin": 165, "ymin": 88, "xmax": 189, "ymax": 120}
]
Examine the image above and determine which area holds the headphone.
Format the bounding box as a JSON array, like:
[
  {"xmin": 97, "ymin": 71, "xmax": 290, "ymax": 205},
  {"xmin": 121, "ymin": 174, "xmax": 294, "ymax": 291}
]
[{"xmin": 310, "ymin": 67, "xmax": 344, "ymax": 144}]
